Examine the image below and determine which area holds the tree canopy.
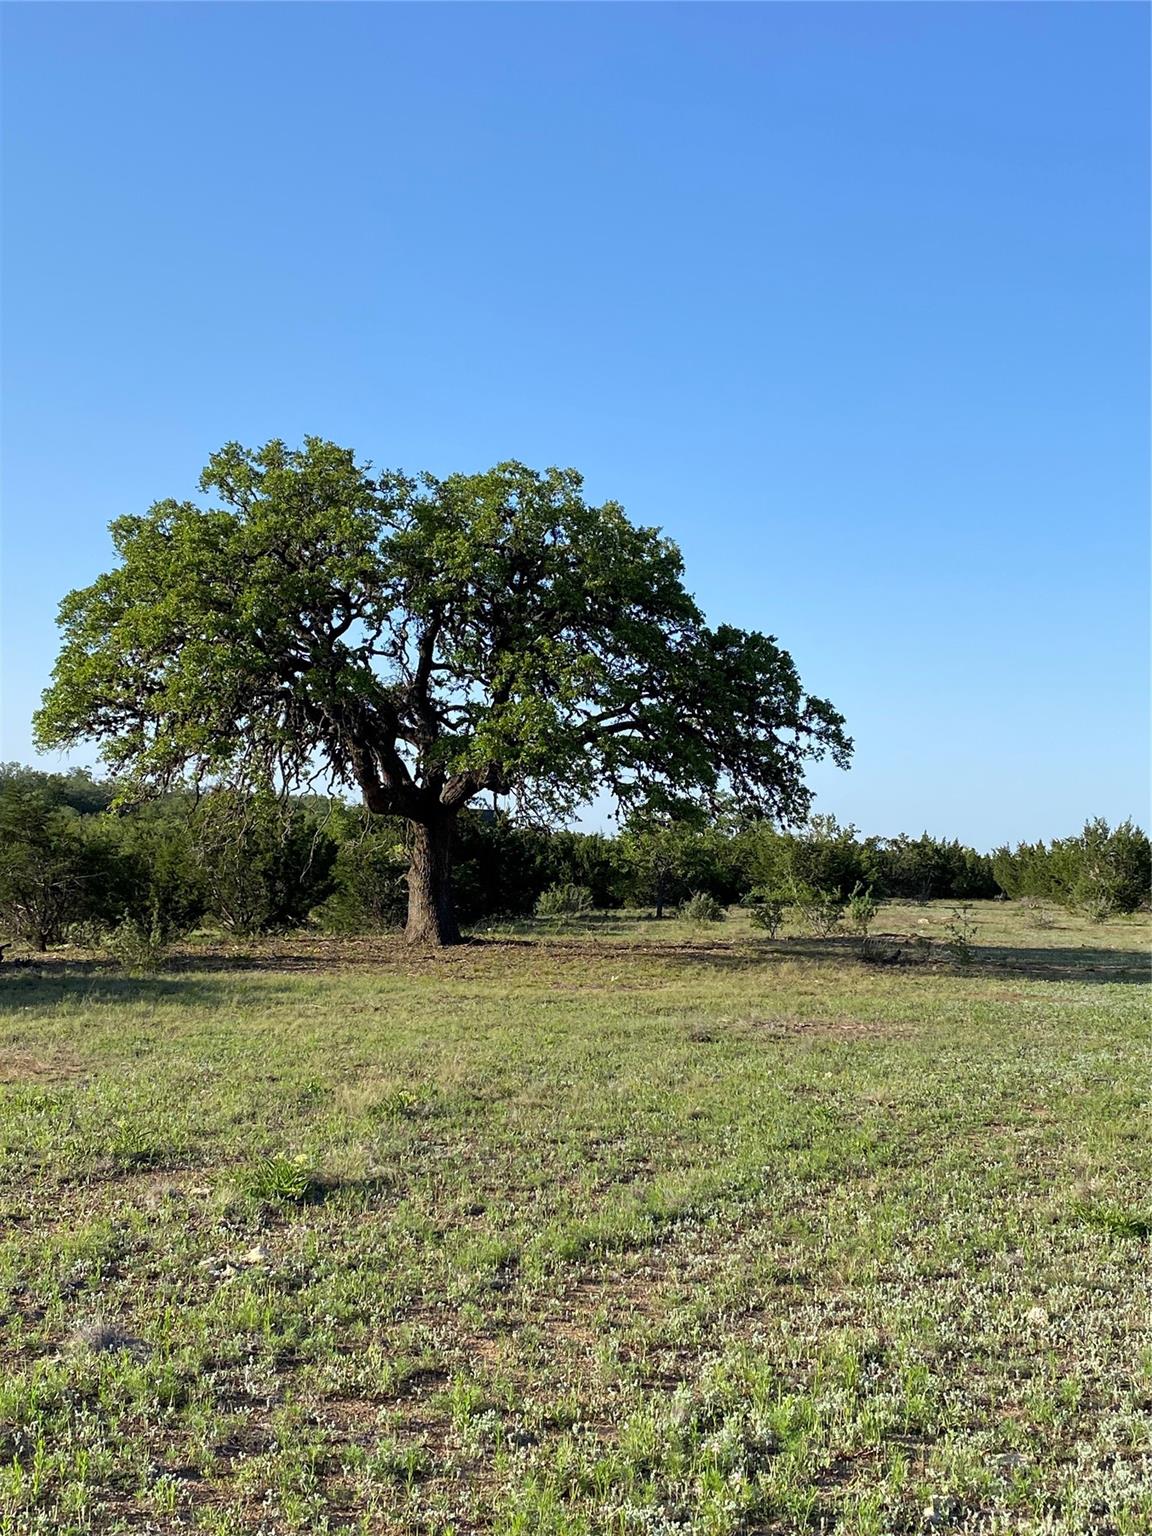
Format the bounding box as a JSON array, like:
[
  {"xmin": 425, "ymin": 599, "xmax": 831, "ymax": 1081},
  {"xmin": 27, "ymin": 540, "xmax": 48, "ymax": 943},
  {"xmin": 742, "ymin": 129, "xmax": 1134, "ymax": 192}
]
[{"xmin": 35, "ymin": 438, "xmax": 852, "ymax": 942}]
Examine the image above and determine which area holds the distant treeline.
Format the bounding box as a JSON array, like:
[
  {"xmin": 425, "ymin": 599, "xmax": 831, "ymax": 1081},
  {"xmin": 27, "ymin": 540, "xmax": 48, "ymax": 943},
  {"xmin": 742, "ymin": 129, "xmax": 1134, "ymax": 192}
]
[
  {"xmin": 990, "ymin": 819, "xmax": 1151, "ymax": 922},
  {"xmin": 0, "ymin": 764, "xmax": 1146, "ymax": 954}
]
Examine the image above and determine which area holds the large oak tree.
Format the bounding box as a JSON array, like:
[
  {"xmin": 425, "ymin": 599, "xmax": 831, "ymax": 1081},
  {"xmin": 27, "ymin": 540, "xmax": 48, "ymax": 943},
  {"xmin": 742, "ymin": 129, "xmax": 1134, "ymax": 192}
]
[{"xmin": 35, "ymin": 439, "xmax": 851, "ymax": 944}]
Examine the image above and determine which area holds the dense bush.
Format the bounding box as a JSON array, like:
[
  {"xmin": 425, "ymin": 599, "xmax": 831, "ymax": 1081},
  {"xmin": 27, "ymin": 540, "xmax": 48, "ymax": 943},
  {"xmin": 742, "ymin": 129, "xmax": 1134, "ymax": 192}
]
[
  {"xmin": 737, "ymin": 816, "xmax": 879, "ymax": 902},
  {"xmin": 620, "ymin": 820, "xmax": 743, "ymax": 916},
  {"xmin": 994, "ymin": 819, "xmax": 1150, "ymax": 918},
  {"xmin": 678, "ymin": 891, "xmax": 726, "ymax": 924},
  {"xmin": 316, "ymin": 817, "xmax": 408, "ymax": 933},
  {"xmin": 536, "ymin": 883, "xmax": 594, "ymax": 918},
  {"xmin": 872, "ymin": 833, "xmax": 998, "ymax": 901},
  {"xmin": 544, "ymin": 831, "xmax": 627, "ymax": 910},
  {"xmin": 103, "ymin": 801, "xmax": 207, "ymax": 946},
  {"xmin": 0, "ymin": 784, "xmax": 118, "ymax": 949},
  {"xmin": 0, "ymin": 772, "xmax": 206, "ymax": 956},
  {"xmin": 737, "ymin": 818, "xmax": 999, "ymax": 904},
  {"xmin": 452, "ymin": 813, "xmax": 561, "ymax": 920},
  {"xmin": 191, "ymin": 790, "xmax": 338, "ymax": 935}
]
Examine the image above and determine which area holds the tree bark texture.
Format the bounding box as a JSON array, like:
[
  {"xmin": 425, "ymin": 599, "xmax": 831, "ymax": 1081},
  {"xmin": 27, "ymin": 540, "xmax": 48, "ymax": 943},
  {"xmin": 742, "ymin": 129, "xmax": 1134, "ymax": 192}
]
[{"xmin": 405, "ymin": 818, "xmax": 461, "ymax": 946}]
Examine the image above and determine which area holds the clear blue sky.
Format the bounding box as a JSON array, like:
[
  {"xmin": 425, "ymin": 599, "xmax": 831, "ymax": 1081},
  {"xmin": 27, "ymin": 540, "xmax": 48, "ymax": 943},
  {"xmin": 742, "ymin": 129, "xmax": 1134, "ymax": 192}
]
[{"xmin": 2, "ymin": 2, "xmax": 1148, "ymax": 848}]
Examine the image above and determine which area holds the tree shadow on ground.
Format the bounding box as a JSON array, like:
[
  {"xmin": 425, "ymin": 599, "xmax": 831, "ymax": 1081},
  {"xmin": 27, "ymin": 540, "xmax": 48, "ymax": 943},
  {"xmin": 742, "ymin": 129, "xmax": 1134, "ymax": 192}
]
[
  {"xmin": 669, "ymin": 933, "xmax": 1149, "ymax": 985},
  {"xmin": 956, "ymin": 941, "xmax": 1150, "ymax": 985},
  {"xmin": 473, "ymin": 931, "xmax": 1151, "ymax": 986},
  {"xmin": 0, "ymin": 929, "xmax": 1146, "ymax": 1012}
]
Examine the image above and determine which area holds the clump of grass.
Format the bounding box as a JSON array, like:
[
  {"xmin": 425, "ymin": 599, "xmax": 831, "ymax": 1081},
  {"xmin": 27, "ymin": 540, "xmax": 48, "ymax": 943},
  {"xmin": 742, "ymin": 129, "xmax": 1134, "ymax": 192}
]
[
  {"xmin": 377, "ymin": 1084, "xmax": 441, "ymax": 1120},
  {"xmin": 70, "ymin": 1317, "xmax": 151, "ymax": 1359},
  {"xmin": 242, "ymin": 1152, "xmax": 319, "ymax": 1204},
  {"xmin": 1073, "ymin": 1200, "xmax": 1152, "ymax": 1240},
  {"xmin": 1021, "ymin": 898, "xmax": 1056, "ymax": 931},
  {"xmin": 108, "ymin": 1117, "xmax": 175, "ymax": 1171}
]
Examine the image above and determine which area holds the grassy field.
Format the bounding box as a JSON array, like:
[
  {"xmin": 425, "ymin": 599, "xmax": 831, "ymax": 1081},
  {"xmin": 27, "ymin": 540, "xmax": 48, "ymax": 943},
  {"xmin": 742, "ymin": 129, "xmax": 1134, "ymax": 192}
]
[{"xmin": 0, "ymin": 901, "xmax": 1149, "ymax": 1535}]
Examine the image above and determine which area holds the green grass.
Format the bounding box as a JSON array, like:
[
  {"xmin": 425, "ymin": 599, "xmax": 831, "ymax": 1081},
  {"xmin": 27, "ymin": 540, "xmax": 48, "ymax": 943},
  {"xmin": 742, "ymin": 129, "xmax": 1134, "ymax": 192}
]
[{"xmin": 0, "ymin": 900, "xmax": 1149, "ymax": 1534}]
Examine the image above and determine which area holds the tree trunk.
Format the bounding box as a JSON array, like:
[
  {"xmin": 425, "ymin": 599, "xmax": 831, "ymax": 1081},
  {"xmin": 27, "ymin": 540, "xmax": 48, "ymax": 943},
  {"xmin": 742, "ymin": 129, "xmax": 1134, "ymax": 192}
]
[{"xmin": 405, "ymin": 818, "xmax": 461, "ymax": 946}]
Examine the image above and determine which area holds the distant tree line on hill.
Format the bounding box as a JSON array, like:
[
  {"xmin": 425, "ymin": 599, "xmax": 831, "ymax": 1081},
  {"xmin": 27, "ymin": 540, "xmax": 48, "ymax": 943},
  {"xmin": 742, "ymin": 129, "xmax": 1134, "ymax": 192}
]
[{"xmin": 0, "ymin": 764, "xmax": 1146, "ymax": 957}]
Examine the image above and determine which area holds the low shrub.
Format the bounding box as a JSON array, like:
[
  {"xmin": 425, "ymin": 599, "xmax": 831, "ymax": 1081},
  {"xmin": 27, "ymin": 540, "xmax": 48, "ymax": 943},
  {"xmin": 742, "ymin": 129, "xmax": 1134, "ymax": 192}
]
[
  {"xmin": 101, "ymin": 913, "xmax": 172, "ymax": 973},
  {"xmin": 944, "ymin": 903, "xmax": 978, "ymax": 966},
  {"xmin": 536, "ymin": 884, "xmax": 594, "ymax": 918},
  {"xmin": 746, "ymin": 889, "xmax": 788, "ymax": 938},
  {"xmin": 846, "ymin": 882, "xmax": 878, "ymax": 939},
  {"xmin": 679, "ymin": 891, "xmax": 726, "ymax": 924},
  {"xmin": 792, "ymin": 885, "xmax": 844, "ymax": 938}
]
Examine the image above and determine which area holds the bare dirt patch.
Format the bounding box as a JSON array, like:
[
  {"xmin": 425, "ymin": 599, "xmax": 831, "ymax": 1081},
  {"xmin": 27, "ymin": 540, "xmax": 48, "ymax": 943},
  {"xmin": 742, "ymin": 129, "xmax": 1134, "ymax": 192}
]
[
  {"xmin": 0, "ymin": 1045, "xmax": 86, "ymax": 1083},
  {"xmin": 737, "ymin": 1014, "xmax": 917, "ymax": 1042}
]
